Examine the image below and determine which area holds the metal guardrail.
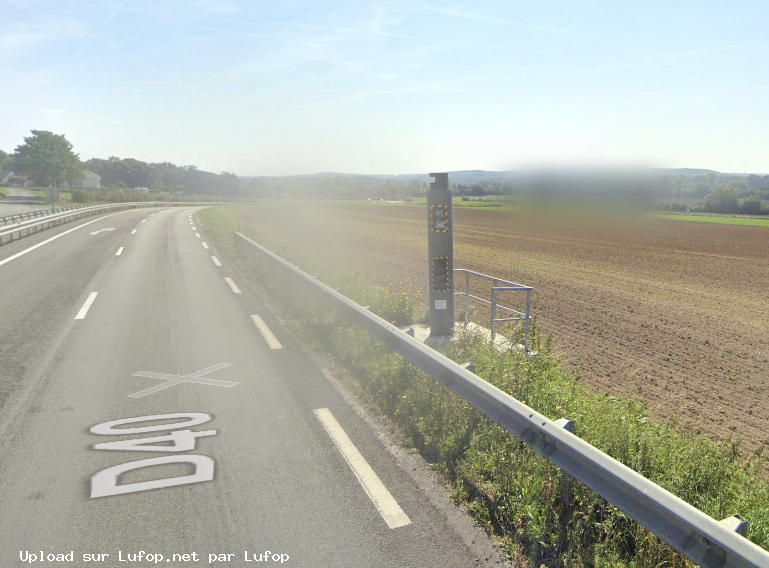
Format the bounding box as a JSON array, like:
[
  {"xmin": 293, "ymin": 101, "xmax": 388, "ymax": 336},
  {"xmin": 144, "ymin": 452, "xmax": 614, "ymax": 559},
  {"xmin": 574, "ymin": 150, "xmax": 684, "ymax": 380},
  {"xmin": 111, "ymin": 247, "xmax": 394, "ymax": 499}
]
[
  {"xmin": 0, "ymin": 204, "xmax": 92, "ymax": 227},
  {"xmin": 454, "ymin": 269, "xmax": 532, "ymax": 351},
  {"xmin": 0, "ymin": 204, "xmax": 142, "ymax": 245},
  {"xmin": 0, "ymin": 202, "xmax": 233, "ymax": 246},
  {"xmin": 235, "ymin": 231, "xmax": 769, "ymax": 568}
]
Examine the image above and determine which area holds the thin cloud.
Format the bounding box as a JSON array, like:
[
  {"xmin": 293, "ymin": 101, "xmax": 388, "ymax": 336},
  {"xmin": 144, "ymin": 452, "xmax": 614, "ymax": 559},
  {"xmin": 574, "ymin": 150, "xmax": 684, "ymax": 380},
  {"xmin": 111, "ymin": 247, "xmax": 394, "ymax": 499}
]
[
  {"xmin": 131, "ymin": 80, "xmax": 173, "ymax": 86},
  {"xmin": 104, "ymin": 0, "xmax": 129, "ymax": 25},
  {"xmin": 76, "ymin": 0, "xmax": 129, "ymax": 55},
  {"xmin": 565, "ymin": 41, "xmax": 769, "ymax": 76},
  {"xmin": 217, "ymin": 19, "xmax": 413, "ymax": 41},
  {"xmin": 195, "ymin": 26, "xmax": 274, "ymax": 39},
  {"xmin": 302, "ymin": 81, "xmax": 458, "ymax": 108},
  {"xmin": 426, "ymin": 5, "xmax": 586, "ymax": 37}
]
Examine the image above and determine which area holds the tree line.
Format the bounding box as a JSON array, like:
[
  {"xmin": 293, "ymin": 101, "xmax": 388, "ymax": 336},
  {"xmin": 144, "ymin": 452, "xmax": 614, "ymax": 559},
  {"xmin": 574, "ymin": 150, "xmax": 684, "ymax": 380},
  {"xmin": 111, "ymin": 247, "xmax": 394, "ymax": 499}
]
[
  {"xmin": 2, "ymin": 130, "xmax": 767, "ymax": 214},
  {"xmin": 1, "ymin": 131, "xmax": 242, "ymax": 199}
]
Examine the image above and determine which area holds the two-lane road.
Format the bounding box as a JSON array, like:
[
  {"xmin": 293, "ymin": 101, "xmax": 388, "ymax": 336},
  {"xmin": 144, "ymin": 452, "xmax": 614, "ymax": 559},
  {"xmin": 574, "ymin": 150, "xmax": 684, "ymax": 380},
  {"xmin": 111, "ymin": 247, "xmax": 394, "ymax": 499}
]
[{"xmin": 0, "ymin": 207, "xmax": 505, "ymax": 567}]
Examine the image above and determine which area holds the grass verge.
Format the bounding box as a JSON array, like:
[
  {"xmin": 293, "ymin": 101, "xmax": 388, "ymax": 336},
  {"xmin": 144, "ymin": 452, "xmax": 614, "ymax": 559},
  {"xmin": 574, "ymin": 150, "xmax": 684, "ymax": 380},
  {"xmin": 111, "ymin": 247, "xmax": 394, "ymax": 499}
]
[
  {"xmin": 653, "ymin": 213, "xmax": 769, "ymax": 227},
  {"xmin": 199, "ymin": 205, "xmax": 769, "ymax": 568}
]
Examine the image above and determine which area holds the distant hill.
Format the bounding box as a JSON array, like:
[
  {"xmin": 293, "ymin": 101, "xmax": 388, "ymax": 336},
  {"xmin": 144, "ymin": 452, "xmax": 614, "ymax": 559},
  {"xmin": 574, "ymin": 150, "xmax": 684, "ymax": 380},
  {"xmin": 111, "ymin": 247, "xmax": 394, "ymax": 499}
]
[{"xmin": 242, "ymin": 168, "xmax": 747, "ymax": 182}]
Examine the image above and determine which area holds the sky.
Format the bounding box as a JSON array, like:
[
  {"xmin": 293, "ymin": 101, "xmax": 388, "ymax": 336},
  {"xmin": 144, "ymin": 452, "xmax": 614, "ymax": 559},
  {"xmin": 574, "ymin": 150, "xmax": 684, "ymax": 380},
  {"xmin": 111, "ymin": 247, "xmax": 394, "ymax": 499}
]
[{"xmin": 1, "ymin": 0, "xmax": 768, "ymax": 176}]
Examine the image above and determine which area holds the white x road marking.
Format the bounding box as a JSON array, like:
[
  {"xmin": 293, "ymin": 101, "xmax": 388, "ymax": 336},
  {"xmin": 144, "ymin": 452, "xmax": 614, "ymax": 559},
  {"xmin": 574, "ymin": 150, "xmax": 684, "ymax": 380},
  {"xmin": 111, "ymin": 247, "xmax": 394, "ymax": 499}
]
[{"xmin": 128, "ymin": 363, "xmax": 238, "ymax": 398}]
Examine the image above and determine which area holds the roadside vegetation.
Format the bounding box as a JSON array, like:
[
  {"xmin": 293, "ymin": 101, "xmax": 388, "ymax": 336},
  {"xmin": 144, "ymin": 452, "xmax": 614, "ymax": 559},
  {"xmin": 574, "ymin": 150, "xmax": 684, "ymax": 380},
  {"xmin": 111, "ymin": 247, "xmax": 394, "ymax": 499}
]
[
  {"xmin": 200, "ymin": 206, "xmax": 769, "ymax": 568},
  {"xmin": 652, "ymin": 213, "xmax": 769, "ymax": 227}
]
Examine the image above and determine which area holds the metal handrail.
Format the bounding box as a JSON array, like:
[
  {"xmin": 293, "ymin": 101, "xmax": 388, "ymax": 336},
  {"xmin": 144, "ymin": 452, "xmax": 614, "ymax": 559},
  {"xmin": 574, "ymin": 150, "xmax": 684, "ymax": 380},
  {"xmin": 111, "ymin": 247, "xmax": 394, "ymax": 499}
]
[
  {"xmin": 454, "ymin": 268, "xmax": 533, "ymax": 351},
  {"xmin": 235, "ymin": 231, "xmax": 769, "ymax": 568}
]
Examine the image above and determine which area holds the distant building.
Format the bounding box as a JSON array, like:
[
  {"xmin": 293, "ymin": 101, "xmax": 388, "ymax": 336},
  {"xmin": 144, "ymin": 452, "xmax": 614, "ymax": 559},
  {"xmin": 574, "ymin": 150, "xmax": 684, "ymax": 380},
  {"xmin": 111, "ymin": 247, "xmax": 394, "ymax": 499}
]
[
  {"xmin": 10, "ymin": 174, "xmax": 29, "ymax": 186},
  {"xmin": 1, "ymin": 171, "xmax": 29, "ymax": 186},
  {"xmin": 133, "ymin": 187, "xmax": 150, "ymax": 195},
  {"xmin": 59, "ymin": 170, "xmax": 101, "ymax": 190}
]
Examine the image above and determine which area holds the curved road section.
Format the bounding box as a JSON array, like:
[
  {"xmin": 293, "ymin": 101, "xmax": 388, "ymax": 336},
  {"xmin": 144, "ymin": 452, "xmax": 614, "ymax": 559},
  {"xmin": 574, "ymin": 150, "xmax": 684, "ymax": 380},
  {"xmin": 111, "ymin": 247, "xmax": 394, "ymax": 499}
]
[{"xmin": 0, "ymin": 207, "xmax": 505, "ymax": 568}]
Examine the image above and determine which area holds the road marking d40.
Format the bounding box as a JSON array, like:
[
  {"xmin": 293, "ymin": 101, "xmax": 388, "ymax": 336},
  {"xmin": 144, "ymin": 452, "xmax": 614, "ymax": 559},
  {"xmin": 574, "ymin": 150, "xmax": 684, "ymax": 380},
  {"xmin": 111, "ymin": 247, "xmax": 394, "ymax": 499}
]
[{"xmin": 90, "ymin": 413, "xmax": 216, "ymax": 498}]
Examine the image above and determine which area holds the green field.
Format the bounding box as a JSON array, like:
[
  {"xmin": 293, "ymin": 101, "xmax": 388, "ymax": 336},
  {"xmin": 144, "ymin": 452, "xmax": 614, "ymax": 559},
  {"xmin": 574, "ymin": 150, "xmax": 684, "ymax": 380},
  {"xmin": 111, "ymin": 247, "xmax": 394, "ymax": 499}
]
[{"xmin": 653, "ymin": 213, "xmax": 769, "ymax": 226}]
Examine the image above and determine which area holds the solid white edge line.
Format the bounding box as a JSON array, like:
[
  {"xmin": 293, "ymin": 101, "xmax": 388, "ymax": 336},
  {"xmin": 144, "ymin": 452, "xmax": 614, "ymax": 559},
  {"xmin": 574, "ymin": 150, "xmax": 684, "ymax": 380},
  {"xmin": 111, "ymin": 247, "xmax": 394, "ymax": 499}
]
[
  {"xmin": 75, "ymin": 292, "xmax": 99, "ymax": 320},
  {"xmin": 224, "ymin": 277, "xmax": 241, "ymax": 294},
  {"xmin": 201, "ymin": 242, "xmax": 210, "ymax": 249},
  {"xmin": 211, "ymin": 256, "xmax": 222, "ymax": 266},
  {"xmin": 313, "ymin": 408, "xmax": 411, "ymax": 529},
  {"xmin": 115, "ymin": 247, "xmax": 124, "ymax": 256},
  {"xmin": 0, "ymin": 211, "xmax": 129, "ymax": 269},
  {"xmin": 250, "ymin": 314, "xmax": 283, "ymax": 350}
]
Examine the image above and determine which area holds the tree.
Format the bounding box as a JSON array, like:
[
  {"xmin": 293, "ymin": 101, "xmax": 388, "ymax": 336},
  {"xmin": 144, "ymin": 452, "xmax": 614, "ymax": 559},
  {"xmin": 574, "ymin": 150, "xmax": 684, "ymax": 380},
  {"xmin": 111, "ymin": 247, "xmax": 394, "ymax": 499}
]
[
  {"xmin": 217, "ymin": 171, "xmax": 241, "ymax": 197},
  {"xmin": 13, "ymin": 130, "xmax": 81, "ymax": 187},
  {"xmin": 64, "ymin": 160, "xmax": 85, "ymax": 189},
  {"xmin": 0, "ymin": 149, "xmax": 13, "ymax": 171},
  {"xmin": 740, "ymin": 196, "xmax": 764, "ymax": 215},
  {"xmin": 704, "ymin": 187, "xmax": 740, "ymax": 214}
]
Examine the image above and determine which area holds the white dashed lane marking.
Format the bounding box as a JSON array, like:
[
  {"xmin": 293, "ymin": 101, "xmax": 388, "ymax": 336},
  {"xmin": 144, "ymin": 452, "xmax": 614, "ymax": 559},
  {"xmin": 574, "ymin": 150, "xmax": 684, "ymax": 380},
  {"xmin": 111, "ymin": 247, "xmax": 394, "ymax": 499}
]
[
  {"xmin": 75, "ymin": 292, "xmax": 99, "ymax": 320},
  {"xmin": 313, "ymin": 408, "xmax": 411, "ymax": 529},
  {"xmin": 250, "ymin": 315, "xmax": 283, "ymax": 350},
  {"xmin": 224, "ymin": 277, "xmax": 241, "ymax": 294}
]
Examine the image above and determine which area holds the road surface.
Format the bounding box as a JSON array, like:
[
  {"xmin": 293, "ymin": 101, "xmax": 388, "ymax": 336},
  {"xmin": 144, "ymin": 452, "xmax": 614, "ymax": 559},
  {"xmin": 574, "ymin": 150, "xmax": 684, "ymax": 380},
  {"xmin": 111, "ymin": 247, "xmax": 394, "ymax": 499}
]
[{"xmin": 0, "ymin": 207, "xmax": 505, "ymax": 568}]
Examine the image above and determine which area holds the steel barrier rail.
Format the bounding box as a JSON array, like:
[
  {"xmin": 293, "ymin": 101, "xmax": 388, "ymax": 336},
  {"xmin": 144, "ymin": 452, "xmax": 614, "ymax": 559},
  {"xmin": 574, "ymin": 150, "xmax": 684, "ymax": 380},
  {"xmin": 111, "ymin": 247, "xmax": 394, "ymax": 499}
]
[
  {"xmin": 0, "ymin": 204, "xmax": 92, "ymax": 227},
  {"xmin": 1, "ymin": 204, "xmax": 113, "ymax": 233},
  {"xmin": 0, "ymin": 203, "xmax": 151, "ymax": 245},
  {"xmin": 0, "ymin": 202, "xmax": 235, "ymax": 246},
  {"xmin": 235, "ymin": 231, "xmax": 769, "ymax": 568},
  {"xmin": 0, "ymin": 201, "xmax": 237, "ymax": 228}
]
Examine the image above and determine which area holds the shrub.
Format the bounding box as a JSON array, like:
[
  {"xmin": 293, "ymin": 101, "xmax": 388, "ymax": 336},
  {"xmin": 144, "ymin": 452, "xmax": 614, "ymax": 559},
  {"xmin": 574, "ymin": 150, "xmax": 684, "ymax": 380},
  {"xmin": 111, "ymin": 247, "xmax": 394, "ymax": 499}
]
[{"xmin": 72, "ymin": 189, "xmax": 90, "ymax": 203}]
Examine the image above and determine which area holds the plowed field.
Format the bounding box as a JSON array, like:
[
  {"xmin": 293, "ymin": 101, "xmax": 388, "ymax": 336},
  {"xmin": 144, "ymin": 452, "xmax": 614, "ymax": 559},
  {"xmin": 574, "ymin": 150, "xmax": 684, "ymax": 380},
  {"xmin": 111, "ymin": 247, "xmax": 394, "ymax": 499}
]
[{"xmin": 235, "ymin": 201, "xmax": 769, "ymax": 449}]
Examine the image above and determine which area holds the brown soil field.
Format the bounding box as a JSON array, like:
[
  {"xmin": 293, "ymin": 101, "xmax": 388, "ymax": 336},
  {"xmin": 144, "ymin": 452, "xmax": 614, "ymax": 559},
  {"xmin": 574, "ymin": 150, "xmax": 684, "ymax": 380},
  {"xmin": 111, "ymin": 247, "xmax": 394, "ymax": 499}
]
[{"xmin": 234, "ymin": 200, "xmax": 769, "ymax": 449}]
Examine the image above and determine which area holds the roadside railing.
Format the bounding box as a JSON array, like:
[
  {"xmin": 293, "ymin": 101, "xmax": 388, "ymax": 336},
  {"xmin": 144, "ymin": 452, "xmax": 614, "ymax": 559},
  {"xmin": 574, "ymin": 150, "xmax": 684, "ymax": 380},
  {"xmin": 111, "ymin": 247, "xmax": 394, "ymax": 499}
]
[
  {"xmin": 0, "ymin": 204, "xmax": 148, "ymax": 245},
  {"xmin": 235, "ymin": 230, "xmax": 769, "ymax": 568},
  {"xmin": 0, "ymin": 204, "xmax": 92, "ymax": 227},
  {"xmin": 0, "ymin": 202, "xmax": 233, "ymax": 246},
  {"xmin": 454, "ymin": 269, "xmax": 532, "ymax": 351}
]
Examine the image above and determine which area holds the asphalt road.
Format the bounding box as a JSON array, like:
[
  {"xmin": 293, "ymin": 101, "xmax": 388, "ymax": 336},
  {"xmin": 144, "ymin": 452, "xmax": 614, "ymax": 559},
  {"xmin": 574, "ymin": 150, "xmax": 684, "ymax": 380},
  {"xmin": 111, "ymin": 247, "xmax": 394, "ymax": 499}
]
[{"xmin": 0, "ymin": 207, "xmax": 505, "ymax": 568}]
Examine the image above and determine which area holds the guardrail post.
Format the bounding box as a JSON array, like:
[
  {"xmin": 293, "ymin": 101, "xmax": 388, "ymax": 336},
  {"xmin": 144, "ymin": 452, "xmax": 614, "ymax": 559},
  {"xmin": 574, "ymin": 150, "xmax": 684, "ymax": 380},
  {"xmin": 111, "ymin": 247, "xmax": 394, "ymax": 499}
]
[
  {"xmin": 427, "ymin": 172, "xmax": 454, "ymax": 342},
  {"xmin": 554, "ymin": 418, "xmax": 575, "ymax": 506},
  {"xmin": 464, "ymin": 271, "xmax": 470, "ymax": 328},
  {"xmin": 720, "ymin": 515, "xmax": 749, "ymax": 537},
  {"xmin": 524, "ymin": 289, "xmax": 531, "ymax": 353},
  {"xmin": 491, "ymin": 285, "xmax": 498, "ymax": 341}
]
